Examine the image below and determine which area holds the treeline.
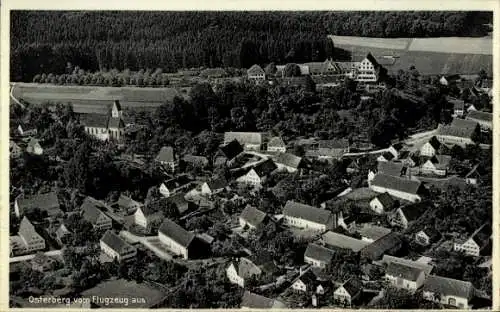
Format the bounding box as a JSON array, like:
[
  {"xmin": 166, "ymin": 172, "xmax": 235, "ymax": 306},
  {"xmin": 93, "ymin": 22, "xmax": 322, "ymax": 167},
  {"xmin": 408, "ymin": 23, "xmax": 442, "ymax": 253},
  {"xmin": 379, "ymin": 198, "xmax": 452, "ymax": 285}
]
[{"xmin": 11, "ymin": 11, "xmax": 492, "ymax": 82}]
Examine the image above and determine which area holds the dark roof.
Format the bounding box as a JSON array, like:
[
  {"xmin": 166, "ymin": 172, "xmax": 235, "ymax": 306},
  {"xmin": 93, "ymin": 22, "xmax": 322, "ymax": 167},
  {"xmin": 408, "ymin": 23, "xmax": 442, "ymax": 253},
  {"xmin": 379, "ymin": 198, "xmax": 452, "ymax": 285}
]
[
  {"xmin": 380, "ymin": 152, "xmax": 395, "ymax": 161},
  {"xmin": 371, "ymin": 174, "xmax": 423, "ymax": 195},
  {"xmin": 79, "ymin": 113, "xmax": 109, "ymax": 128},
  {"xmin": 377, "ymin": 162, "xmax": 407, "ymax": 177},
  {"xmin": 218, "ymin": 139, "xmax": 243, "ymax": 160},
  {"xmin": 341, "ymin": 278, "xmax": 362, "ymax": 296},
  {"xmin": 163, "ymin": 175, "xmax": 192, "ymax": 190},
  {"xmin": 360, "ymin": 232, "xmax": 402, "ymax": 260},
  {"xmin": 81, "ymin": 197, "xmax": 109, "ymax": 224},
  {"xmin": 451, "ymin": 118, "xmax": 479, "ymax": 130},
  {"xmin": 399, "ymin": 201, "xmax": 432, "ymax": 222},
  {"xmin": 241, "ymin": 291, "xmax": 286, "ymax": 309},
  {"xmin": 357, "ymin": 224, "xmax": 392, "ymax": 241},
  {"xmin": 100, "ymin": 231, "xmax": 136, "ymax": 254},
  {"xmin": 437, "ymin": 124, "xmax": 476, "ymax": 139},
  {"xmin": 252, "ymin": 159, "xmax": 277, "ymax": 177},
  {"xmin": 318, "ymin": 139, "xmax": 349, "ymax": 149},
  {"xmin": 391, "ymin": 143, "xmax": 405, "ymax": 152},
  {"xmin": 182, "ymin": 154, "xmax": 209, "ymax": 167},
  {"xmin": 470, "ymin": 224, "xmax": 492, "ymax": 246},
  {"xmin": 321, "ymin": 231, "xmax": 370, "ymax": 252},
  {"xmin": 112, "ymin": 100, "xmax": 122, "ymax": 112},
  {"xmin": 386, "ymin": 262, "xmax": 423, "ymax": 281},
  {"xmin": 114, "ymin": 194, "xmax": 139, "ymax": 210},
  {"xmin": 19, "ymin": 216, "xmax": 42, "ymax": 243},
  {"xmin": 165, "ymin": 193, "xmax": 190, "ymax": 214},
  {"xmin": 247, "ymin": 64, "xmax": 265, "ymax": 75},
  {"xmin": 268, "ymin": 136, "xmax": 285, "ymax": 147},
  {"xmin": 16, "ymin": 192, "xmax": 61, "ymax": 217},
  {"xmin": 423, "ymin": 275, "xmax": 474, "ymax": 299},
  {"xmin": 206, "ymin": 176, "xmax": 228, "ymax": 191},
  {"xmin": 108, "ymin": 117, "xmax": 125, "ymax": 129},
  {"xmin": 158, "ymin": 218, "xmax": 194, "ymax": 248},
  {"xmin": 296, "ymin": 269, "xmax": 318, "ymax": 287},
  {"xmin": 372, "ymin": 193, "xmax": 396, "ymax": 208},
  {"xmin": 415, "ymin": 226, "xmax": 442, "ymax": 241},
  {"xmin": 304, "ymin": 243, "xmax": 336, "ymax": 263},
  {"xmin": 156, "ymin": 146, "xmax": 175, "ymax": 163},
  {"xmin": 240, "ymin": 205, "xmax": 267, "ymax": 228},
  {"xmin": 283, "ymin": 200, "xmax": 332, "ymax": 225},
  {"xmin": 234, "ymin": 257, "xmax": 262, "ymax": 279},
  {"xmin": 365, "ymin": 53, "xmax": 380, "ymax": 68},
  {"xmin": 426, "ymin": 136, "xmax": 441, "ymax": 150},
  {"xmin": 275, "ymin": 153, "xmax": 302, "ymax": 169},
  {"xmin": 467, "ymin": 110, "xmax": 493, "ymax": 122}
]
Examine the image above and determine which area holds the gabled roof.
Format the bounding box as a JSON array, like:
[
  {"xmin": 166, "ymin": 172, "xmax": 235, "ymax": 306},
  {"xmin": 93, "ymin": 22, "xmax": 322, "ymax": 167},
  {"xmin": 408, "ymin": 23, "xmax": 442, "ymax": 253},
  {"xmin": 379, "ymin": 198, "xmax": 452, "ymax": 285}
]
[
  {"xmin": 182, "ymin": 154, "xmax": 209, "ymax": 167},
  {"xmin": 113, "ymin": 194, "xmax": 140, "ymax": 210},
  {"xmin": 158, "ymin": 218, "xmax": 195, "ymax": 248},
  {"xmin": 372, "ymin": 193, "xmax": 396, "ymax": 209},
  {"xmin": 27, "ymin": 138, "xmax": 42, "ymax": 149},
  {"xmin": 205, "ymin": 176, "xmax": 228, "ymax": 191},
  {"xmin": 112, "ymin": 100, "xmax": 122, "ymax": 112},
  {"xmin": 232, "ymin": 257, "xmax": 262, "ymax": 279},
  {"xmin": 377, "ymin": 162, "xmax": 407, "ymax": 178},
  {"xmin": 107, "ymin": 117, "xmax": 125, "ymax": 129},
  {"xmin": 379, "ymin": 152, "xmax": 395, "ymax": 161},
  {"xmin": 426, "ymin": 136, "xmax": 441, "ymax": 150},
  {"xmin": 386, "ymin": 262, "xmax": 424, "ymax": 281},
  {"xmin": 357, "ymin": 224, "xmax": 392, "ymax": 241},
  {"xmin": 423, "ymin": 275, "xmax": 474, "ymax": 299},
  {"xmin": 381, "ymin": 255, "xmax": 434, "ymax": 275},
  {"xmin": 156, "ymin": 146, "xmax": 175, "ymax": 163},
  {"xmin": 247, "ymin": 64, "xmax": 265, "ymax": 75},
  {"xmin": 224, "ymin": 132, "xmax": 264, "ymax": 146},
  {"xmin": 240, "ymin": 205, "xmax": 267, "ymax": 228},
  {"xmin": 360, "ymin": 232, "xmax": 402, "ymax": 260},
  {"xmin": 399, "ymin": 201, "xmax": 432, "ymax": 222},
  {"xmin": 340, "ymin": 278, "xmax": 362, "ymax": 296},
  {"xmin": 251, "ymin": 159, "xmax": 277, "ymax": 177},
  {"xmin": 467, "ymin": 110, "xmax": 493, "ymax": 122},
  {"xmin": 318, "ymin": 139, "xmax": 349, "ymax": 149},
  {"xmin": 371, "ymin": 173, "xmax": 423, "ymax": 195},
  {"xmin": 470, "ymin": 224, "xmax": 492, "ymax": 246},
  {"xmin": 16, "ymin": 192, "xmax": 62, "ymax": 217},
  {"xmin": 437, "ymin": 124, "xmax": 476, "ymax": 140},
  {"xmin": 431, "ymin": 155, "xmax": 452, "ymax": 170},
  {"xmin": 304, "ymin": 243, "xmax": 336, "ymax": 263},
  {"xmin": 295, "ymin": 269, "xmax": 318, "ymax": 288},
  {"xmin": 19, "ymin": 216, "xmax": 42, "ymax": 243},
  {"xmin": 162, "ymin": 174, "xmax": 192, "ymax": 191},
  {"xmin": 81, "ymin": 197, "xmax": 110, "ymax": 224},
  {"xmin": 165, "ymin": 193, "xmax": 190, "ymax": 214},
  {"xmin": 218, "ymin": 139, "xmax": 244, "ymax": 160},
  {"xmin": 275, "ymin": 153, "xmax": 302, "ymax": 169},
  {"xmin": 100, "ymin": 230, "xmax": 136, "ymax": 255},
  {"xmin": 79, "ymin": 113, "xmax": 109, "ymax": 128},
  {"xmin": 283, "ymin": 200, "xmax": 332, "ymax": 225},
  {"xmin": 321, "ymin": 231, "xmax": 370, "ymax": 252},
  {"xmin": 268, "ymin": 136, "xmax": 285, "ymax": 147},
  {"xmin": 241, "ymin": 291, "xmax": 286, "ymax": 309}
]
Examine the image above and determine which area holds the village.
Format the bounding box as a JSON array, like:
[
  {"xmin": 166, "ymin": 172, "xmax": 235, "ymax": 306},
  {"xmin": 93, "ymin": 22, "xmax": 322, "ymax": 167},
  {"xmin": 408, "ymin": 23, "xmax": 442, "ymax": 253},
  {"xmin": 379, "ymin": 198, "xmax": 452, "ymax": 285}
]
[{"xmin": 8, "ymin": 11, "xmax": 494, "ymax": 309}]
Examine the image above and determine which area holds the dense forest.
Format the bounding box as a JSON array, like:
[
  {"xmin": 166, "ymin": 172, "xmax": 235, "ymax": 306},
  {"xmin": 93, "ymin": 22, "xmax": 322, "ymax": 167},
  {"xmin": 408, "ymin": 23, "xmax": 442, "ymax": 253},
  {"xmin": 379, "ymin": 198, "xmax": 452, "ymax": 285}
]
[{"xmin": 11, "ymin": 11, "xmax": 492, "ymax": 82}]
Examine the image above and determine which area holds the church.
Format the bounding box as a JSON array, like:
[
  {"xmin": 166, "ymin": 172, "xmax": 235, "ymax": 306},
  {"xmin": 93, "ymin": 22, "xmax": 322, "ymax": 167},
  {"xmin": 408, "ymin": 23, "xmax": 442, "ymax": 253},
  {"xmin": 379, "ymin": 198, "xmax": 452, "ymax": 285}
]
[{"xmin": 80, "ymin": 100, "xmax": 125, "ymax": 142}]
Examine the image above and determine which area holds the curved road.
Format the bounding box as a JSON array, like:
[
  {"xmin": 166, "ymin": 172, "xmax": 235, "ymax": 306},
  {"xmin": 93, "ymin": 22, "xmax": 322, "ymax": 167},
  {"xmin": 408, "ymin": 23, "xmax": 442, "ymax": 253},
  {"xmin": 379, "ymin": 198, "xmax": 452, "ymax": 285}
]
[{"xmin": 10, "ymin": 83, "xmax": 25, "ymax": 109}]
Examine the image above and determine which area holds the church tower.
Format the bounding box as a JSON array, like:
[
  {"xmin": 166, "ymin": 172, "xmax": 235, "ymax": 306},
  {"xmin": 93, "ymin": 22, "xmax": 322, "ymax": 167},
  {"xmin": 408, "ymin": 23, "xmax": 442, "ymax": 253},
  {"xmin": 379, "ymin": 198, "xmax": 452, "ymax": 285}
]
[{"xmin": 111, "ymin": 100, "xmax": 122, "ymax": 119}]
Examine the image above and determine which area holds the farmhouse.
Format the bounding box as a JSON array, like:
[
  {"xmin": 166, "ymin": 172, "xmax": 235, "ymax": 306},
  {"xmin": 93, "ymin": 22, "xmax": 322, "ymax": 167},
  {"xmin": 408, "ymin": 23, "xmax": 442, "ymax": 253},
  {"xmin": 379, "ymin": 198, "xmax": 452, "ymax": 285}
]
[
  {"xmin": 448, "ymin": 97, "xmax": 465, "ymax": 117},
  {"xmin": 158, "ymin": 218, "xmax": 195, "ymax": 259},
  {"xmin": 376, "ymin": 152, "xmax": 395, "ymax": 162},
  {"xmin": 110, "ymin": 194, "xmax": 142, "ymax": 215},
  {"xmin": 14, "ymin": 192, "xmax": 62, "ymax": 219},
  {"xmin": 415, "ymin": 227, "xmax": 442, "ymax": 246},
  {"xmin": 200, "ymin": 176, "xmax": 228, "ymax": 196},
  {"xmin": 267, "ymin": 136, "xmax": 286, "ymax": 153},
  {"xmin": 380, "ymin": 255, "xmax": 434, "ymax": 276},
  {"xmin": 304, "ymin": 243, "xmax": 336, "ymax": 268},
  {"xmin": 321, "ymin": 231, "xmax": 370, "ymax": 252},
  {"xmin": 18, "ymin": 217, "xmax": 45, "ymax": 253},
  {"xmin": 387, "ymin": 143, "xmax": 406, "ymax": 160},
  {"xmin": 240, "ymin": 291, "xmax": 287, "ymax": 309},
  {"xmin": 420, "ymin": 136, "xmax": 441, "ymax": 157},
  {"xmin": 215, "ymin": 139, "xmax": 243, "ymax": 166},
  {"xmin": 306, "ymin": 139, "xmax": 350, "ymax": 160},
  {"xmin": 155, "ymin": 146, "xmax": 178, "ymax": 172},
  {"xmin": 369, "ymin": 173, "xmax": 424, "ymax": 202},
  {"xmin": 422, "ymin": 275, "xmax": 474, "ymax": 309},
  {"xmin": 134, "ymin": 206, "xmax": 163, "ymax": 230},
  {"xmin": 274, "ymin": 153, "xmax": 303, "ymax": 173},
  {"xmin": 226, "ymin": 257, "xmax": 262, "ymax": 288},
  {"xmin": 100, "ymin": 230, "xmax": 137, "ymax": 262},
  {"xmin": 239, "ymin": 205, "xmax": 267, "ymax": 229},
  {"xmin": 355, "ymin": 224, "xmax": 392, "ymax": 243},
  {"xmin": 360, "ymin": 232, "xmax": 402, "ymax": 261},
  {"xmin": 465, "ymin": 110, "xmax": 492, "ymax": 130},
  {"xmin": 224, "ymin": 132, "xmax": 265, "ymax": 151},
  {"xmin": 26, "ymin": 138, "xmax": 43, "ymax": 155},
  {"xmin": 421, "ymin": 155, "xmax": 451, "ymax": 176},
  {"xmin": 236, "ymin": 159, "xmax": 277, "ymax": 186},
  {"xmin": 436, "ymin": 118, "xmax": 478, "ymax": 147},
  {"xmin": 159, "ymin": 174, "xmax": 193, "ymax": 198},
  {"xmin": 369, "ymin": 193, "xmax": 397, "ymax": 214},
  {"xmin": 385, "ymin": 262, "xmax": 426, "ymax": 292},
  {"xmin": 390, "ymin": 201, "xmax": 431, "ymax": 229},
  {"xmin": 375, "ymin": 161, "xmax": 409, "ymax": 178},
  {"xmin": 333, "ymin": 278, "xmax": 362, "ymax": 306},
  {"xmin": 291, "ymin": 268, "xmax": 322, "ymax": 293},
  {"xmin": 80, "ymin": 100, "xmax": 125, "ymax": 142},
  {"xmin": 247, "ymin": 64, "xmax": 266, "ymax": 82},
  {"xmin": 282, "ymin": 200, "xmax": 336, "ymax": 232},
  {"xmin": 81, "ymin": 197, "xmax": 113, "ymax": 230},
  {"xmin": 453, "ymin": 224, "xmax": 492, "ymax": 257}
]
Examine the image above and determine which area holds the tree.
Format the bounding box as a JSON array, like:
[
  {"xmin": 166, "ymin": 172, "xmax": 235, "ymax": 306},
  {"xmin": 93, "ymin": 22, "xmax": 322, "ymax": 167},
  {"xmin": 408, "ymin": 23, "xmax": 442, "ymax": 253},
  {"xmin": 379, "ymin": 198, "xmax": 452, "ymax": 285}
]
[
  {"xmin": 283, "ymin": 63, "xmax": 301, "ymax": 77},
  {"xmin": 64, "ymin": 141, "xmax": 91, "ymax": 193}
]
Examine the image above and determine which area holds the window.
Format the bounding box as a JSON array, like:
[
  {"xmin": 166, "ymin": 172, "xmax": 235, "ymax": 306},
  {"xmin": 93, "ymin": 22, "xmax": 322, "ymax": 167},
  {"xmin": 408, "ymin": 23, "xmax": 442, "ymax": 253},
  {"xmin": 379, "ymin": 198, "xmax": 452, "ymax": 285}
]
[{"xmin": 448, "ymin": 298, "xmax": 456, "ymax": 306}]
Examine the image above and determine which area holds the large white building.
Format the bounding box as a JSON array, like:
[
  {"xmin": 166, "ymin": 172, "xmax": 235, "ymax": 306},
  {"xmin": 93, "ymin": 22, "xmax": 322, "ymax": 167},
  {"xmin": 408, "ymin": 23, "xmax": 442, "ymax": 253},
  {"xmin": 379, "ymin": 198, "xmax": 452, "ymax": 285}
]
[
  {"xmin": 100, "ymin": 230, "xmax": 137, "ymax": 262},
  {"xmin": 158, "ymin": 218, "xmax": 195, "ymax": 259},
  {"xmin": 369, "ymin": 173, "xmax": 424, "ymax": 203},
  {"xmin": 283, "ymin": 200, "xmax": 336, "ymax": 232},
  {"xmin": 81, "ymin": 100, "xmax": 125, "ymax": 142}
]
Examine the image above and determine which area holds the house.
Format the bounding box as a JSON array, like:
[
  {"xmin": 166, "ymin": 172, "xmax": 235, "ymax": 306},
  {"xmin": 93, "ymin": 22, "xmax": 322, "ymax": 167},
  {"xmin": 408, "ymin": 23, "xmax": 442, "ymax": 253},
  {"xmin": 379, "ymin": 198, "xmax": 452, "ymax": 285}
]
[
  {"xmin": 309, "ymin": 139, "xmax": 350, "ymax": 160},
  {"xmin": 304, "ymin": 243, "xmax": 336, "ymax": 268},
  {"xmin": 14, "ymin": 192, "xmax": 62, "ymax": 219},
  {"xmin": 240, "ymin": 291, "xmax": 287, "ymax": 309},
  {"xmin": 320, "ymin": 231, "xmax": 370, "ymax": 252},
  {"xmin": 226, "ymin": 257, "xmax": 262, "ymax": 287},
  {"xmin": 166, "ymin": 193, "xmax": 194, "ymax": 215},
  {"xmin": 80, "ymin": 100, "xmax": 125, "ymax": 141},
  {"xmin": 376, "ymin": 152, "xmax": 395, "ymax": 162},
  {"xmin": 375, "ymin": 161, "xmax": 409, "ymax": 179},
  {"xmin": 436, "ymin": 118, "xmax": 478, "ymax": 147},
  {"xmin": 81, "ymin": 197, "xmax": 113, "ymax": 230},
  {"xmin": 100, "ymin": 230, "xmax": 137, "ymax": 262},
  {"xmin": 355, "ymin": 224, "xmax": 392, "ymax": 243},
  {"xmin": 224, "ymin": 132, "xmax": 265, "ymax": 151},
  {"xmin": 155, "ymin": 146, "xmax": 177, "ymax": 172},
  {"xmin": 267, "ymin": 136, "xmax": 286, "ymax": 153},
  {"xmin": 465, "ymin": 164, "xmax": 483, "ymax": 185},
  {"xmin": 158, "ymin": 218, "xmax": 195, "ymax": 259},
  {"xmin": 453, "ymin": 224, "xmax": 492, "ymax": 257},
  {"xmin": 31, "ymin": 253, "xmax": 56, "ymax": 272},
  {"xmin": 467, "ymin": 104, "xmax": 478, "ymax": 112},
  {"xmin": 352, "ymin": 53, "xmax": 386, "ymax": 83},
  {"xmin": 201, "ymin": 176, "xmax": 228, "ymax": 196},
  {"xmin": 420, "ymin": 136, "xmax": 441, "ymax": 157},
  {"xmin": 274, "ymin": 153, "xmax": 303, "ymax": 173},
  {"xmin": 275, "ymin": 64, "xmax": 310, "ymax": 77},
  {"xmin": 199, "ymin": 68, "xmax": 228, "ymax": 78},
  {"xmin": 333, "ymin": 278, "xmax": 362, "ymax": 306},
  {"xmin": 26, "ymin": 138, "xmax": 43, "ymax": 155},
  {"xmin": 369, "ymin": 173, "xmax": 425, "ymax": 202},
  {"xmin": 239, "ymin": 205, "xmax": 267, "ymax": 229},
  {"xmin": 399, "ymin": 152, "xmax": 419, "ymax": 168},
  {"xmin": 182, "ymin": 154, "xmax": 209, "ymax": 169},
  {"xmin": 421, "ymin": 155, "xmax": 451, "ymax": 176},
  {"xmin": 422, "ymin": 275, "xmax": 474, "ymax": 309},
  {"xmin": 236, "ymin": 159, "xmax": 277, "ymax": 186},
  {"xmin": 291, "ymin": 268, "xmax": 321, "ymax": 293},
  {"xmin": 110, "ymin": 194, "xmax": 142, "ymax": 215},
  {"xmin": 247, "ymin": 64, "xmax": 266, "ymax": 82},
  {"xmin": 55, "ymin": 223, "xmax": 71, "ymax": 245},
  {"xmin": 17, "ymin": 124, "xmax": 37, "ymax": 137},
  {"xmin": 18, "ymin": 216, "xmax": 45, "ymax": 253},
  {"xmin": 360, "ymin": 232, "xmax": 402, "ymax": 261},
  {"xmin": 385, "ymin": 262, "xmax": 426, "ymax": 292},
  {"xmin": 448, "ymin": 97, "xmax": 465, "ymax": 117},
  {"xmin": 465, "ymin": 110, "xmax": 492, "ymax": 130},
  {"xmin": 390, "ymin": 201, "xmax": 431, "ymax": 229},
  {"xmin": 215, "ymin": 139, "xmax": 244, "ymax": 166},
  {"xmin": 380, "ymin": 255, "xmax": 434, "ymax": 276},
  {"xmin": 387, "ymin": 143, "xmax": 406, "ymax": 160},
  {"xmin": 134, "ymin": 206, "xmax": 163, "ymax": 230},
  {"xmin": 369, "ymin": 193, "xmax": 397, "ymax": 214},
  {"xmin": 282, "ymin": 200, "xmax": 336, "ymax": 232},
  {"xmin": 439, "ymin": 74, "xmax": 460, "ymax": 86},
  {"xmin": 159, "ymin": 175, "xmax": 193, "ymax": 198},
  {"xmin": 10, "ymin": 141, "xmax": 23, "ymax": 158},
  {"xmin": 302, "ymin": 59, "xmax": 342, "ymax": 76},
  {"xmin": 415, "ymin": 227, "xmax": 442, "ymax": 246}
]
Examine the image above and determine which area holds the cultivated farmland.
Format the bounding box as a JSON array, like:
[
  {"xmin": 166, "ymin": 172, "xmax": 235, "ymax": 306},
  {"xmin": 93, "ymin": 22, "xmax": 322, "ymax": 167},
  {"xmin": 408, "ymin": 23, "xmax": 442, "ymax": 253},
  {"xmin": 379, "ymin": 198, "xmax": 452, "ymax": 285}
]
[{"xmin": 11, "ymin": 83, "xmax": 191, "ymax": 113}]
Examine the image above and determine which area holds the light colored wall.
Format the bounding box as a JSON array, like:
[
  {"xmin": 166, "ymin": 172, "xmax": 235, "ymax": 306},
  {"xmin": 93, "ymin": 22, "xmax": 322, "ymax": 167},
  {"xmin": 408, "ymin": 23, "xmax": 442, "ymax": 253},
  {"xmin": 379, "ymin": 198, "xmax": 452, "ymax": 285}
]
[
  {"xmin": 370, "ymin": 184, "xmax": 421, "ymax": 202},
  {"xmin": 159, "ymin": 232, "xmax": 189, "ymax": 259}
]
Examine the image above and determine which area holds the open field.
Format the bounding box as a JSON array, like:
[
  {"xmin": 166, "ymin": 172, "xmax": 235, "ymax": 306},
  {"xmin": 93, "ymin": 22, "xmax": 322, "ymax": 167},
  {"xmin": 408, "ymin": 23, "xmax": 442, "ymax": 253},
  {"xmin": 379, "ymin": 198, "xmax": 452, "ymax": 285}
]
[
  {"xmin": 11, "ymin": 83, "xmax": 191, "ymax": 113},
  {"xmin": 329, "ymin": 35, "xmax": 493, "ymax": 75}
]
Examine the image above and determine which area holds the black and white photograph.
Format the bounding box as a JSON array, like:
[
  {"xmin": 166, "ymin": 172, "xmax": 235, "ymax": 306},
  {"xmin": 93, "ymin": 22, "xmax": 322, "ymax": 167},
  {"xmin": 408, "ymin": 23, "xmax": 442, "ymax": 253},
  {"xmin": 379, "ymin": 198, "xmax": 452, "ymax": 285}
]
[{"xmin": 4, "ymin": 3, "xmax": 496, "ymax": 310}]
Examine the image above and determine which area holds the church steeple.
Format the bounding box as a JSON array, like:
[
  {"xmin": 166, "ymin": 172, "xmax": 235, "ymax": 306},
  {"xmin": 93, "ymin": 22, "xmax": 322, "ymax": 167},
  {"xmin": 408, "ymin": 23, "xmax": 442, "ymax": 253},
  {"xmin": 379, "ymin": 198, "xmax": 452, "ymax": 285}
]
[{"xmin": 112, "ymin": 100, "xmax": 122, "ymax": 119}]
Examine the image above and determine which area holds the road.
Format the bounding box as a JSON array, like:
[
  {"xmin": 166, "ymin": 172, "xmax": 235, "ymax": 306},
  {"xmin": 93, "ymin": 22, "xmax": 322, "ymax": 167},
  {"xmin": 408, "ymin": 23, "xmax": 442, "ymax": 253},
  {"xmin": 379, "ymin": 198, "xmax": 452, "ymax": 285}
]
[
  {"xmin": 10, "ymin": 249, "xmax": 62, "ymax": 263},
  {"xmin": 10, "ymin": 83, "xmax": 25, "ymax": 109}
]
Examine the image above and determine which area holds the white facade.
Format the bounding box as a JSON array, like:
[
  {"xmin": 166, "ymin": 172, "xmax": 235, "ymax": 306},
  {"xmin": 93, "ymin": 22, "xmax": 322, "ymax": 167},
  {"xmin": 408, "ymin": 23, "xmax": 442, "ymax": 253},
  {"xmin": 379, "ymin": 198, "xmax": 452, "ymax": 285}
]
[
  {"xmin": 93, "ymin": 214, "xmax": 113, "ymax": 231},
  {"xmin": 423, "ymin": 291, "xmax": 469, "ymax": 309},
  {"xmin": 386, "ymin": 272, "xmax": 425, "ymax": 292},
  {"xmin": 20, "ymin": 234, "xmax": 45, "ymax": 252},
  {"xmin": 333, "ymin": 286, "xmax": 353, "ymax": 305},
  {"xmin": 421, "ymin": 160, "xmax": 446, "ymax": 176},
  {"xmin": 304, "ymin": 255, "xmax": 327, "ymax": 268},
  {"xmin": 85, "ymin": 126, "xmax": 110, "ymax": 141},
  {"xmin": 158, "ymin": 232, "xmax": 189, "ymax": 259},
  {"xmin": 276, "ymin": 163, "xmax": 298, "ymax": 173},
  {"xmin": 367, "ymin": 170, "xmax": 376, "ymax": 185},
  {"xmin": 292, "ymin": 279, "xmax": 307, "ymax": 292},
  {"xmin": 436, "ymin": 134, "xmax": 473, "ymax": 147},
  {"xmin": 159, "ymin": 183, "xmax": 172, "ymax": 198},
  {"xmin": 369, "ymin": 197, "xmax": 385, "ymax": 214},
  {"xmin": 354, "ymin": 58, "xmax": 377, "ymax": 82},
  {"xmin": 415, "ymin": 231, "xmax": 430, "ymax": 246},
  {"xmin": 267, "ymin": 145, "xmax": 286, "ymax": 153},
  {"xmin": 453, "ymin": 238, "xmax": 480, "ymax": 257},
  {"xmin": 134, "ymin": 208, "xmax": 148, "ymax": 229},
  {"xmin": 391, "ymin": 209, "xmax": 409, "ymax": 229},
  {"xmin": 236, "ymin": 169, "xmax": 262, "ymax": 186},
  {"xmin": 239, "ymin": 217, "xmax": 257, "ymax": 230},
  {"xmin": 283, "ymin": 215, "xmax": 328, "ymax": 232},
  {"xmin": 226, "ymin": 263, "xmax": 245, "ymax": 287},
  {"xmin": 100, "ymin": 239, "xmax": 137, "ymax": 262},
  {"xmin": 420, "ymin": 142, "xmax": 437, "ymax": 157}
]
